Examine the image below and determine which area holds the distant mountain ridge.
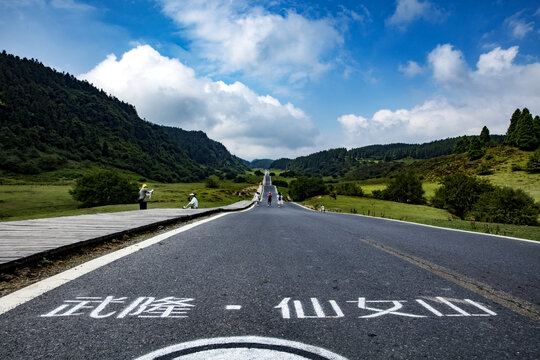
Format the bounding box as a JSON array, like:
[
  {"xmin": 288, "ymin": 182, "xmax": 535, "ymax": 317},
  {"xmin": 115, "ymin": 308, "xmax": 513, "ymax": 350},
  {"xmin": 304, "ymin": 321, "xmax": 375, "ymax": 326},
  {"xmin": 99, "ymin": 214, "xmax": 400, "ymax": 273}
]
[
  {"xmin": 271, "ymin": 136, "xmax": 504, "ymax": 177},
  {"xmin": 243, "ymin": 159, "xmax": 274, "ymax": 169},
  {"xmin": 0, "ymin": 51, "xmax": 247, "ymax": 181}
]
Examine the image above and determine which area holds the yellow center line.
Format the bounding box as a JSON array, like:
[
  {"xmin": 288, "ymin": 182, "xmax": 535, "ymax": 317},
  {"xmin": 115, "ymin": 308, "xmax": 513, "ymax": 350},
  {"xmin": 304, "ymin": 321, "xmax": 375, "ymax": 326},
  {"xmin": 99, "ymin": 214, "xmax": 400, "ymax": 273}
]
[{"xmin": 359, "ymin": 238, "xmax": 540, "ymax": 323}]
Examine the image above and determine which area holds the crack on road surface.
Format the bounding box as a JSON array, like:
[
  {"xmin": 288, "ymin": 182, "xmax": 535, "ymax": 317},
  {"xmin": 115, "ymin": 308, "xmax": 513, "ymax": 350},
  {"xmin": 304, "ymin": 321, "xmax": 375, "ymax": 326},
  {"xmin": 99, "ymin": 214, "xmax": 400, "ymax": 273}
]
[{"xmin": 359, "ymin": 238, "xmax": 540, "ymax": 323}]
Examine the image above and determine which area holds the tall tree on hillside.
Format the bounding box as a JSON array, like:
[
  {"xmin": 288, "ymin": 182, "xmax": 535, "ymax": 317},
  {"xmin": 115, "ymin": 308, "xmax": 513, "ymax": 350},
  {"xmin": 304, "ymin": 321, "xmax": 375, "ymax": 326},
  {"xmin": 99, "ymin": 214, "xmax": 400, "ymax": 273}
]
[
  {"xmin": 504, "ymin": 108, "xmax": 521, "ymax": 146},
  {"xmin": 533, "ymin": 115, "xmax": 540, "ymax": 141},
  {"xmin": 479, "ymin": 126, "xmax": 490, "ymax": 146},
  {"xmin": 468, "ymin": 136, "xmax": 485, "ymax": 159},
  {"xmin": 453, "ymin": 136, "xmax": 470, "ymax": 154},
  {"xmin": 515, "ymin": 108, "xmax": 539, "ymax": 150}
]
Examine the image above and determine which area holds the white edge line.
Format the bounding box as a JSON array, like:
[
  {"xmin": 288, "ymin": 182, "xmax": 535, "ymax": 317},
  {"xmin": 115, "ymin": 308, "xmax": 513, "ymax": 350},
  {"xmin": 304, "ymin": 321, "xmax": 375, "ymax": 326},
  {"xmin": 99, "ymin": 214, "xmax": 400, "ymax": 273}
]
[
  {"xmin": 291, "ymin": 202, "xmax": 539, "ymax": 245},
  {"xmin": 0, "ymin": 211, "xmax": 242, "ymax": 316}
]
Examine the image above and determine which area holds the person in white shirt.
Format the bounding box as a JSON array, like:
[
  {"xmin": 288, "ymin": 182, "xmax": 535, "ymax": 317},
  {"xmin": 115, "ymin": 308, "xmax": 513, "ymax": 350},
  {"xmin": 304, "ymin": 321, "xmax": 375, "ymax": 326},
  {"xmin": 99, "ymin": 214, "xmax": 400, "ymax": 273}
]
[
  {"xmin": 254, "ymin": 192, "xmax": 260, "ymax": 206},
  {"xmin": 277, "ymin": 192, "xmax": 283, "ymax": 207},
  {"xmin": 183, "ymin": 193, "xmax": 198, "ymax": 209}
]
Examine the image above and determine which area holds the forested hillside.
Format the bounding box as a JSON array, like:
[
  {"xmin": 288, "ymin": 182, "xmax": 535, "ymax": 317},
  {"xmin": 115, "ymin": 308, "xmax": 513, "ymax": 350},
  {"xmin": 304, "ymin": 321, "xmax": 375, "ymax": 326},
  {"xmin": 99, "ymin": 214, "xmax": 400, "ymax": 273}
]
[
  {"xmin": 0, "ymin": 51, "xmax": 247, "ymax": 182},
  {"xmin": 271, "ymin": 136, "xmax": 504, "ymax": 177},
  {"xmin": 242, "ymin": 159, "xmax": 274, "ymax": 169}
]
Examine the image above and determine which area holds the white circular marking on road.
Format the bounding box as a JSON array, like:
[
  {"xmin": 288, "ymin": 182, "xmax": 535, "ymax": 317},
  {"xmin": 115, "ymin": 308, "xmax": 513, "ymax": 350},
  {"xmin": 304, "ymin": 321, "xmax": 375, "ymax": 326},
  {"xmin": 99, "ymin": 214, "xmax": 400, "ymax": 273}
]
[{"xmin": 134, "ymin": 336, "xmax": 349, "ymax": 360}]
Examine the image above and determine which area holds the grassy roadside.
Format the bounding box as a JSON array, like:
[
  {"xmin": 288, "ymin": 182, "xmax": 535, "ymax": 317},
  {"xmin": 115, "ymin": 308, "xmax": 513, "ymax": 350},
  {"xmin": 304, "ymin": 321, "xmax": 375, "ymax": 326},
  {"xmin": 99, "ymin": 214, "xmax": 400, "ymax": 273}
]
[
  {"xmin": 0, "ymin": 181, "xmax": 259, "ymax": 222},
  {"xmin": 301, "ymin": 195, "xmax": 540, "ymax": 242}
]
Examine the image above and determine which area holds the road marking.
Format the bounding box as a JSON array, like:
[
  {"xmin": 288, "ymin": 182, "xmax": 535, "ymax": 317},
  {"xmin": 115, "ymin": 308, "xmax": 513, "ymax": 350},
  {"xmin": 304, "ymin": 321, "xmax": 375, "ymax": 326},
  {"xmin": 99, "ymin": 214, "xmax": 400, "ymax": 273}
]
[
  {"xmin": 0, "ymin": 212, "xmax": 234, "ymax": 316},
  {"xmin": 359, "ymin": 238, "xmax": 540, "ymax": 322},
  {"xmin": 134, "ymin": 336, "xmax": 349, "ymax": 360},
  {"xmin": 225, "ymin": 305, "xmax": 242, "ymax": 310}
]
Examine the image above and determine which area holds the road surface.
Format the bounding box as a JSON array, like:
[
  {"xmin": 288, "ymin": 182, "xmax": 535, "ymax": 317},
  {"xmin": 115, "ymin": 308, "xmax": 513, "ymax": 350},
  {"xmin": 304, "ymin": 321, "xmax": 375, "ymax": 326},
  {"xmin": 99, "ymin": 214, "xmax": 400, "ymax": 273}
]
[{"xmin": 1, "ymin": 174, "xmax": 539, "ymax": 359}]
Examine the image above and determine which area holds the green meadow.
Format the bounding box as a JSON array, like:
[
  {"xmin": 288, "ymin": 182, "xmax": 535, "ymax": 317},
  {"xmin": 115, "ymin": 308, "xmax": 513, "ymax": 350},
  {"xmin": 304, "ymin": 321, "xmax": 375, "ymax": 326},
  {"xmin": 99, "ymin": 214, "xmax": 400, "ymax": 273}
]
[
  {"xmin": 301, "ymin": 195, "xmax": 540, "ymax": 242},
  {"xmin": 0, "ymin": 181, "xmax": 258, "ymax": 222}
]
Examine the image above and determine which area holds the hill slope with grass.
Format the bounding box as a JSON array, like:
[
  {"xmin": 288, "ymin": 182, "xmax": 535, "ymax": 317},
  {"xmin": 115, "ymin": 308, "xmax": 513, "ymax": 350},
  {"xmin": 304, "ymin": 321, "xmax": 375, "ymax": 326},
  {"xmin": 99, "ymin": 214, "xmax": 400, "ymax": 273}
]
[{"xmin": 0, "ymin": 51, "xmax": 247, "ymax": 182}]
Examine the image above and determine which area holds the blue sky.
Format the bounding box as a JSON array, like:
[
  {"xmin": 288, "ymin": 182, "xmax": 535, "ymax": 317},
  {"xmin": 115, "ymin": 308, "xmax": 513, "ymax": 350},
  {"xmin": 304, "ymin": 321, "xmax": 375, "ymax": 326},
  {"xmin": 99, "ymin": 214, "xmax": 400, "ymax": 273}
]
[{"xmin": 1, "ymin": 0, "xmax": 539, "ymax": 160}]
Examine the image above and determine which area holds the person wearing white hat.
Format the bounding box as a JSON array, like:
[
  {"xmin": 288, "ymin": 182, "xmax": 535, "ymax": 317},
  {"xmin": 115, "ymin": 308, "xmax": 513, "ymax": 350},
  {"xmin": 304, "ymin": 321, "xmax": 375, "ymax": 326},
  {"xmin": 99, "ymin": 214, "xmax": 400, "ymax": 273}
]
[{"xmin": 183, "ymin": 193, "xmax": 198, "ymax": 209}]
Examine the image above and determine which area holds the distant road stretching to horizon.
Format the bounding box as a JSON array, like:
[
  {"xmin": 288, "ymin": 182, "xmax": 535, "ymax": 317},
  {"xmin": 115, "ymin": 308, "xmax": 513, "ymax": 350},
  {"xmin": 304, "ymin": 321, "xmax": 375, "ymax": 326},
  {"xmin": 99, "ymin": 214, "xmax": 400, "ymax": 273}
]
[{"xmin": 1, "ymin": 174, "xmax": 538, "ymax": 359}]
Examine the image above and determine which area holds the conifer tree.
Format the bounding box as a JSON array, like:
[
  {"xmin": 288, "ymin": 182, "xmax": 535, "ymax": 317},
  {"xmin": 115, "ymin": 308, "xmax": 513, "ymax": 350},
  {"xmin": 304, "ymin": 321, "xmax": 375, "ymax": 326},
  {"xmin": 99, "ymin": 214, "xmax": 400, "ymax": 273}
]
[
  {"xmin": 453, "ymin": 136, "xmax": 470, "ymax": 154},
  {"xmin": 515, "ymin": 108, "xmax": 539, "ymax": 150},
  {"xmin": 533, "ymin": 115, "xmax": 540, "ymax": 141},
  {"xmin": 468, "ymin": 136, "xmax": 485, "ymax": 159},
  {"xmin": 479, "ymin": 126, "xmax": 490, "ymax": 146},
  {"xmin": 504, "ymin": 108, "xmax": 521, "ymax": 146}
]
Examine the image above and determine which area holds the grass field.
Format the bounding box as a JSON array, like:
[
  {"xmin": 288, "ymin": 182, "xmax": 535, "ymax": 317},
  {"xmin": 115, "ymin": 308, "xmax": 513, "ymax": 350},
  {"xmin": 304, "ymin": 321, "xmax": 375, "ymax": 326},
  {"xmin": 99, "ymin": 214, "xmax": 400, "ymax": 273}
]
[
  {"xmin": 0, "ymin": 181, "xmax": 259, "ymax": 222},
  {"xmin": 302, "ymin": 195, "xmax": 540, "ymax": 241}
]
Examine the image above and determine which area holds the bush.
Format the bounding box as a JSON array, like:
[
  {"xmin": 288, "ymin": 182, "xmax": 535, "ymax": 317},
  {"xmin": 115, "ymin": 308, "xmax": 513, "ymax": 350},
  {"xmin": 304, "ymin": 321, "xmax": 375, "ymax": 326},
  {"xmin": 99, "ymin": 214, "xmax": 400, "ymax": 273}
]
[
  {"xmin": 471, "ymin": 187, "xmax": 539, "ymax": 225},
  {"xmin": 432, "ymin": 174, "xmax": 494, "ymax": 219},
  {"xmin": 476, "ymin": 162, "xmax": 493, "ymax": 175},
  {"xmin": 254, "ymin": 170, "xmax": 264, "ymax": 176},
  {"xmin": 381, "ymin": 171, "xmax": 425, "ymax": 204},
  {"xmin": 272, "ymin": 179, "xmax": 288, "ymax": 188},
  {"xmin": 205, "ymin": 175, "xmax": 220, "ymax": 188},
  {"xmin": 334, "ymin": 182, "xmax": 364, "ymax": 196},
  {"xmin": 234, "ymin": 175, "xmax": 246, "ymax": 183},
  {"xmin": 289, "ymin": 176, "xmax": 327, "ymax": 201},
  {"xmin": 70, "ymin": 169, "xmax": 139, "ymax": 208},
  {"xmin": 280, "ymin": 171, "xmax": 297, "ymax": 178}
]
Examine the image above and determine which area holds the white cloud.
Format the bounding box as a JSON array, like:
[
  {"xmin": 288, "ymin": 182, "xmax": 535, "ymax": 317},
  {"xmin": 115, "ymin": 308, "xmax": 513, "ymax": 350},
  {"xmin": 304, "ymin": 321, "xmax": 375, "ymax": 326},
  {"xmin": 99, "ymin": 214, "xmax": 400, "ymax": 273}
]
[
  {"xmin": 80, "ymin": 45, "xmax": 319, "ymax": 160},
  {"xmin": 338, "ymin": 45, "xmax": 540, "ymax": 148},
  {"xmin": 476, "ymin": 46, "xmax": 518, "ymax": 75},
  {"xmin": 398, "ymin": 60, "xmax": 423, "ymax": 76},
  {"xmin": 337, "ymin": 114, "xmax": 369, "ymax": 133},
  {"xmin": 386, "ymin": 0, "xmax": 440, "ymax": 29},
  {"xmin": 505, "ymin": 12, "xmax": 534, "ymax": 39},
  {"xmin": 427, "ymin": 44, "xmax": 468, "ymax": 84},
  {"xmin": 156, "ymin": 0, "xmax": 342, "ymax": 85}
]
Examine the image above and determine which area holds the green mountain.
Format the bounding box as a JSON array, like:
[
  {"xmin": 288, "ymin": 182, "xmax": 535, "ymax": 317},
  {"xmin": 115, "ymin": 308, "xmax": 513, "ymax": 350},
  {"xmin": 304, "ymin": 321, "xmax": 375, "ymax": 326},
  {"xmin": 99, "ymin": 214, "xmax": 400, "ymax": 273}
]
[
  {"xmin": 242, "ymin": 159, "xmax": 274, "ymax": 169},
  {"xmin": 0, "ymin": 51, "xmax": 247, "ymax": 182},
  {"xmin": 271, "ymin": 136, "xmax": 504, "ymax": 177}
]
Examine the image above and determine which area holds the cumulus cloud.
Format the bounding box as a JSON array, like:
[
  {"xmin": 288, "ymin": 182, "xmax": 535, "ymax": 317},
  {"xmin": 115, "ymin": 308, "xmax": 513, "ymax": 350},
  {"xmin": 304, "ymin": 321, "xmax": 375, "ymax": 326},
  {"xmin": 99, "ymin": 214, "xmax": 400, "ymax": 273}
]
[
  {"xmin": 338, "ymin": 45, "xmax": 540, "ymax": 147},
  {"xmin": 427, "ymin": 44, "xmax": 468, "ymax": 84},
  {"xmin": 398, "ymin": 60, "xmax": 423, "ymax": 76},
  {"xmin": 386, "ymin": 0, "xmax": 441, "ymax": 29},
  {"xmin": 156, "ymin": 0, "xmax": 342, "ymax": 85},
  {"xmin": 80, "ymin": 45, "xmax": 318, "ymax": 160}
]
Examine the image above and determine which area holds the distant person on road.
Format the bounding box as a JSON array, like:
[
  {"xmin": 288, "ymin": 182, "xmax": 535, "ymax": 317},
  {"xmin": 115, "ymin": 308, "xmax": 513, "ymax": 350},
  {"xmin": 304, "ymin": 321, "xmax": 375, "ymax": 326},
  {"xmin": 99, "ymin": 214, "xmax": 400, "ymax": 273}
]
[
  {"xmin": 277, "ymin": 192, "xmax": 283, "ymax": 208},
  {"xmin": 267, "ymin": 191, "xmax": 272, "ymax": 207},
  {"xmin": 320, "ymin": 205, "xmax": 325, "ymax": 212},
  {"xmin": 183, "ymin": 193, "xmax": 198, "ymax": 209},
  {"xmin": 138, "ymin": 184, "xmax": 153, "ymax": 210},
  {"xmin": 254, "ymin": 192, "xmax": 260, "ymax": 206}
]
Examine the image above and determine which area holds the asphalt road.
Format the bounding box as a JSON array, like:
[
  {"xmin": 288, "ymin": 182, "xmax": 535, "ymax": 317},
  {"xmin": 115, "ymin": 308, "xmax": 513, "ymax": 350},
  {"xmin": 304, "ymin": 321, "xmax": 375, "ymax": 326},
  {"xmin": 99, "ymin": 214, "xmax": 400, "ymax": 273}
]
[{"xmin": 1, "ymin": 175, "xmax": 539, "ymax": 359}]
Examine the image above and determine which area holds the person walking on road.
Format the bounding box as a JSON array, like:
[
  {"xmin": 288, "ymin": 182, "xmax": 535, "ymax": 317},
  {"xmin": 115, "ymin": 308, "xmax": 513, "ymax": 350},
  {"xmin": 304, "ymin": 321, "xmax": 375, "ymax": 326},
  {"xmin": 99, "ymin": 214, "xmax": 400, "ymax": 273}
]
[
  {"xmin": 267, "ymin": 191, "xmax": 272, "ymax": 207},
  {"xmin": 277, "ymin": 192, "xmax": 283, "ymax": 208},
  {"xmin": 138, "ymin": 184, "xmax": 153, "ymax": 210},
  {"xmin": 183, "ymin": 193, "xmax": 198, "ymax": 209},
  {"xmin": 254, "ymin": 192, "xmax": 260, "ymax": 206}
]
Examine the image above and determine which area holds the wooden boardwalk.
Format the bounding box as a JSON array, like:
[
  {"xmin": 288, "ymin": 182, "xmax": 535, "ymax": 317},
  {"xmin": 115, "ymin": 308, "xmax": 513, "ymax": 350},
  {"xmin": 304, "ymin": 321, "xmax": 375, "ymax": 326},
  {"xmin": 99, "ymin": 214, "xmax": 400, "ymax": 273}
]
[{"xmin": 0, "ymin": 201, "xmax": 252, "ymax": 271}]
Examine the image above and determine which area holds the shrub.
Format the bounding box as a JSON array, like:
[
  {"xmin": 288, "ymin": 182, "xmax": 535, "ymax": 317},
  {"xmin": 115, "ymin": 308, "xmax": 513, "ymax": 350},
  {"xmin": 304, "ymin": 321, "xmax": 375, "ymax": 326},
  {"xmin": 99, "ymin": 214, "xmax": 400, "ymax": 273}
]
[
  {"xmin": 381, "ymin": 171, "xmax": 425, "ymax": 204},
  {"xmin": 476, "ymin": 162, "xmax": 493, "ymax": 175},
  {"xmin": 234, "ymin": 175, "xmax": 246, "ymax": 183},
  {"xmin": 432, "ymin": 174, "xmax": 494, "ymax": 219},
  {"xmin": 254, "ymin": 170, "xmax": 264, "ymax": 176},
  {"xmin": 334, "ymin": 182, "xmax": 364, "ymax": 196},
  {"xmin": 289, "ymin": 176, "xmax": 327, "ymax": 201},
  {"xmin": 272, "ymin": 179, "xmax": 288, "ymax": 188},
  {"xmin": 70, "ymin": 169, "xmax": 139, "ymax": 208},
  {"xmin": 471, "ymin": 187, "xmax": 539, "ymax": 225},
  {"xmin": 205, "ymin": 175, "xmax": 220, "ymax": 188},
  {"xmin": 280, "ymin": 171, "xmax": 297, "ymax": 178}
]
